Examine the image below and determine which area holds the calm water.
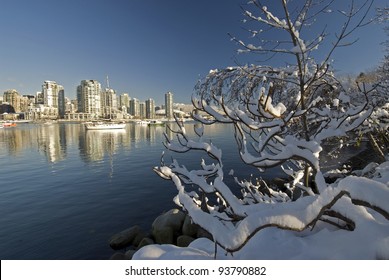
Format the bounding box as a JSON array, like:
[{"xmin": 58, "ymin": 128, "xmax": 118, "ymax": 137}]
[{"xmin": 0, "ymin": 121, "xmax": 280, "ymax": 260}]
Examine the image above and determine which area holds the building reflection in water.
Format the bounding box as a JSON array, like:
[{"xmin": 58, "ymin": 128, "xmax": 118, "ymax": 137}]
[
  {"xmin": 79, "ymin": 129, "xmax": 127, "ymax": 163},
  {"xmin": 0, "ymin": 123, "xmax": 66, "ymax": 162},
  {"xmin": 36, "ymin": 124, "xmax": 66, "ymax": 163},
  {"xmin": 0, "ymin": 122, "xmax": 178, "ymax": 166}
]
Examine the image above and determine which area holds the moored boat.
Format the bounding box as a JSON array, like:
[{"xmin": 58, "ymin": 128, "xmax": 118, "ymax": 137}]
[
  {"xmin": 136, "ymin": 120, "xmax": 150, "ymax": 126},
  {"xmin": 84, "ymin": 121, "xmax": 126, "ymax": 130},
  {"xmin": 2, "ymin": 122, "xmax": 17, "ymax": 128}
]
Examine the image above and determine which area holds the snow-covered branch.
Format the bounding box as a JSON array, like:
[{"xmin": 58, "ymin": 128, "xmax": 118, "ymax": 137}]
[
  {"xmin": 146, "ymin": 0, "xmax": 387, "ymax": 259},
  {"xmin": 156, "ymin": 145, "xmax": 389, "ymax": 253}
]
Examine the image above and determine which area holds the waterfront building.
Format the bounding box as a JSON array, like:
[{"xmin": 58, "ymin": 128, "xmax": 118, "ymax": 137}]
[
  {"xmin": 41, "ymin": 81, "xmax": 64, "ymax": 119},
  {"xmin": 129, "ymin": 98, "xmax": 140, "ymax": 118},
  {"xmin": 23, "ymin": 95, "xmax": 36, "ymax": 104},
  {"xmin": 139, "ymin": 102, "xmax": 146, "ymax": 119},
  {"xmin": 119, "ymin": 93, "xmax": 130, "ymax": 110},
  {"xmin": 165, "ymin": 91, "xmax": 173, "ymax": 119},
  {"xmin": 145, "ymin": 98, "xmax": 155, "ymax": 119},
  {"xmin": 0, "ymin": 103, "xmax": 15, "ymax": 114},
  {"xmin": 21, "ymin": 97, "xmax": 34, "ymax": 120},
  {"xmin": 58, "ymin": 86, "xmax": 65, "ymax": 118},
  {"xmin": 27, "ymin": 104, "xmax": 45, "ymax": 120},
  {"xmin": 77, "ymin": 80, "xmax": 102, "ymax": 119},
  {"xmin": 63, "ymin": 98, "xmax": 75, "ymax": 115},
  {"xmin": 64, "ymin": 112, "xmax": 93, "ymax": 121},
  {"xmin": 3, "ymin": 89, "xmax": 21, "ymax": 112},
  {"xmin": 71, "ymin": 99, "xmax": 78, "ymax": 113},
  {"xmin": 42, "ymin": 81, "xmax": 59, "ymax": 107},
  {"xmin": 36, "ymin": 91, "xmax": 44, "ymax": 104},
  {"xmin": 19, "ymin": 95, "xmax": 30, "ymax": 116},
  {"xmin": 101, "ymin": 88, "xmax": 118, "ymax": 119}
]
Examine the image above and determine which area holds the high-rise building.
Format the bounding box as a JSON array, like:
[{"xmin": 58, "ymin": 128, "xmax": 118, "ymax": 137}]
[
  {"xmin": 3, "ymin": 89, "xmax": 21, "ymax": 112},
  {"xmin": 36, "ymin": 91, "xmax": 44, "ymax": 104},
  {"xmin": 102, "ymin": 88, "xmax": 117, "ymax": 109},
  {"xmin": 145, "ymin": 98, "xmax": 155, "ymax": 119},
  {"xmin": 165, "ymin": 91, "xmax": 173, "ymax": 119},
  {"xmin": 70, "ymin": 99, "xmax": 78, "ymax": 113},
  {"xmin": 129, "ymin": 98, "xmax": 140, "ymax": 117},
  {"xmin": 139, "ymin": 102, "xmax": 146, "ymax": 119},
  {"xmin": 42, "ymin": 81, "xmax": 63, "ymax": 108},
  {"xmin": 58, "ymin": 86, "xmax": 65, "ymax": 118},
  {"xmin": 119, "ymin": 93, "xmax": 130, "ymax": 108},
  {"xmin": 77, "ymin": 80, "xmax": 102, "ymax": 118},
  {"xmin": 101, "ymin": 88, "xmax": 117, "ymax": 118},
  {"xmin": 19, "ymin": 95, "xmax": 30, "ymax": 113},
  {"xmin": 41, "ymin": 81, "xmax": 64, "ymax": 118}
]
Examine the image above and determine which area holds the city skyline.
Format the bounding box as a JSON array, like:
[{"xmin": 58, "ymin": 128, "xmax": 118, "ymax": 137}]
[
  {"xmin": 0, "ymin": 0, "xmax": 387, "ymax": 105},
  {"xmin": 2, "ymin": 77, "xmax": 183, "ymax": 108},
  {"xmin": 1, "ymin": 79, "xmax": 184, "ymax": 121}
]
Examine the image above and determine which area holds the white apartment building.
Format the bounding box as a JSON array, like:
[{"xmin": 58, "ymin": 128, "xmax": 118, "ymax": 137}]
[
  {"xmin": 119, "ymin": 93, "xmax": 130, "ymax": 109},
  {"xmin": 42, "ymin": 81, "xmax": 58, "ymax": 108},
  {"xmin": 101, "ymin": 88, "xmax": 118, "ymax": 119},
  {"xmin": 42, "ymin": 81, "xmax": 64, "ymax": 118},
  {"xmin": 77, "ymin": 80, "xmax": 102, "ymax": 118},
  {"xmin": 3, "ymin": 89, "xmax": 21, "ymax": 112}
]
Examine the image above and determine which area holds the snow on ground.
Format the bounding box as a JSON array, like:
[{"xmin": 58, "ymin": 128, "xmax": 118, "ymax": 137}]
[
  {"xmin": 134, "ymin": 160, "xmax": 389, "ymax": 260},
  {"xmin": 134, "ymin": 223, "xmax": 388, "ymax": 260},
  {"xmin": 134, "ymin": 211, "xmax": 389, "ymax": 260}
]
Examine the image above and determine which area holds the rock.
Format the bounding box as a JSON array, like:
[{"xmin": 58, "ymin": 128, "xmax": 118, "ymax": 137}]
[
  {"xmin": 197, "ymin": 227, "xmax": 213, "ymax": 241},
  {"xmin": 177, "ymin": 235, "xmax": 195, "ymax": 247},
  {"xmin": 138, "ymin": 237, "xmax": 154, "ymax": 249},
  {"xmin": 152, "ymin": 209, "xmax": 186, "ymax": 244},
  {"xmin": 109, "ymin": 252, "xmax": 130, "ymax": 260},
  {"xmin": 109, "ymin": 225, "xmax": 144, "ymax": 250},
  {"xmin": 152, "ymin": 209, "xmax": 186, "ymax": 232},
  {"xmin": 182, "ymin": 215, "xmax": 199, "ymax": 237},
  {"xmin": 153, "ymin": 227, "xmax": 174, "ymax": 244},
  {"xmin": 125, "ymin": 249, "xmax": 138, "ymax": 260},
  {"xmin": 132, "ymin": 231, "xmax": 147, "ymax": 247}
]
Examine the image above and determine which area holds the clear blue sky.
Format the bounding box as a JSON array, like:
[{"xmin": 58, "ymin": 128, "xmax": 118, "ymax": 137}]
[{"xmin": 0, "ymin": 0, "xmax": 386, "ymax": 105}]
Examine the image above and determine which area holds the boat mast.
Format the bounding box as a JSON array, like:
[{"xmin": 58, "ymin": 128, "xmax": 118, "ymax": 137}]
[{"xmin": 106, "ymin": 75, "xmax": 111, "ymax": 120}]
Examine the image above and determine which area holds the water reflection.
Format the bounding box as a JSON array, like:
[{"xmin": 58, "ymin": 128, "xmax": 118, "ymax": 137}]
[
  {"xmin": 0, "ymin": 121, "xmax": 256, "ymax": 260},
  {"xmin": 0, "ymin": 123, "xmax": 170, "ymax": 164},
  {"xmin": 37, "ymin": 124, "xmax": 66, "ymax": 163},
  {"xmin": 0, "ymin": 124, "xmax": 67, "ymax": 162},
  {"xmin": 80, "ymin": 129, "xmax": 125, "ymax": 162}
]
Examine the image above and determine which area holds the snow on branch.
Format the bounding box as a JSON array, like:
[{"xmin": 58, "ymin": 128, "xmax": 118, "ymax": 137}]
[
  {"xmin": 236, "ymin": 0, "xmax": 375, "ymax": 78},
  {"xmin": 192, "ymin": 64, "xmax": 374, "ymax": 195},
  {"xmin": 156, "ymin": 134, "xmax": 389, "ymax": 253},
  {"xmin": 149, "ymin": 0, "xmax": 385, "ymax": 259}
]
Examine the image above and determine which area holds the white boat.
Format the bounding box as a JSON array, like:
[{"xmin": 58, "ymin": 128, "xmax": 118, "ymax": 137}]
[
  {"xmin": 136, "ymin": 120, "xmax": 150, "ymax": 126},
  {"xmin": 84, "ymin": 121, "xmax": 126, "ymax": 130}
]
